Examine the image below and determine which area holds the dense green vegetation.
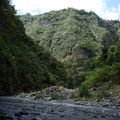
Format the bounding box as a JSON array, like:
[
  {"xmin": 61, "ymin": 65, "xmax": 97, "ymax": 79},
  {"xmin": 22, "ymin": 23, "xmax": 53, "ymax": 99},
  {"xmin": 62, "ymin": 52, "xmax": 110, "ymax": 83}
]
[
  {"xmin": 0, "ymin": 0, "xmax": 120, "ymax": 99},
  {"xmin": 20, "ymin": 9, "xmax": 118, "ymax": 60},
  {"xmin": 0, "ymin": 0, "xmax": 68, "ymax": 95},
  {"xmin": 20, "ymin": 8, "xmax": 120, "ymax": 90},
  {"xmin": 79, "ymin": 41, "xmax": 120, "ymax": 98}
]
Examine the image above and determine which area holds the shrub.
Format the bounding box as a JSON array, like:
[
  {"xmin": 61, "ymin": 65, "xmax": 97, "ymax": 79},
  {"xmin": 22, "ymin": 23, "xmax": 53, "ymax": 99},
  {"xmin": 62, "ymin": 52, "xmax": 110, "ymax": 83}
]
[
  {"xmin": 79, "ymin": 82, "xmax": 90, "ymax": 97},
  {"xmin": 50, "ymin": 92, "xmax": 64, "ymax": 100}
]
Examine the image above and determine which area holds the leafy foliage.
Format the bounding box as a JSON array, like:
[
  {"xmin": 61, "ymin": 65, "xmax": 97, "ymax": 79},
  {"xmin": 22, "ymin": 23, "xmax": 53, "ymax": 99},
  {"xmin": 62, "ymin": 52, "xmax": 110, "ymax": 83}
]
[
  {"xmin": 1, "ymin": 2, "xmax": 119, "ymax": 98},
  {"xmin": 79, "ymin": 62, "xmax": 120, "ymax": 98},
  {"xmin": 0, "ymin": 1, "xmax": 68, "ymax": 95},
  {"xmin": 20, "ymin": 8, "xmax": 120, "ymax": 88}
]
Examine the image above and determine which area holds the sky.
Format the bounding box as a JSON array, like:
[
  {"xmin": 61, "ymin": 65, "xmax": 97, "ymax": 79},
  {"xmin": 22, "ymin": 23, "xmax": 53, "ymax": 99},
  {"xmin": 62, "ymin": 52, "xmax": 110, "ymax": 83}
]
[{"xmin": 12, "ymin": 0, "xmax": 120, "ymax": 20}]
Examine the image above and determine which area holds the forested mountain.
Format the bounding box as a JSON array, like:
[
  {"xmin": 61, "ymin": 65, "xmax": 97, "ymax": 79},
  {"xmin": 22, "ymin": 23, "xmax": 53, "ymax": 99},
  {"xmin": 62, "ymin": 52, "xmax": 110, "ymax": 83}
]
[
  {"xmin": 20, "ymin": 8, "xmax": 119, "ymax": 59},
  {"xmin": 0, "ymin": 0, "xmax": 67, "ymax": 95},
  {"xmin": 20, "ymin": 8, "xmax": 120, "ymax": 89},
  {"xmin": 0, "ymin": 0, "xmax": 119, "ymax": 99}
]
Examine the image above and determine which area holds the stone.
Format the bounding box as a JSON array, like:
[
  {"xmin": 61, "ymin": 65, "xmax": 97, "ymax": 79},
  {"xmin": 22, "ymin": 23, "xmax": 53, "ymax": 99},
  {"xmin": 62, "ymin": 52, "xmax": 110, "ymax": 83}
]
[
  {"xmin": 93, "ymin": 115, "xmax": 98, "ymax": 118},
  {"xmin": 31, "ymin": 117, "xmax": 43, "ymax": 120},
  {"xmin": 60, "ymin": 115, "xmax": 65, "ymax": 118},
  {"xmin": 15, "ymin": 111, "xmax": 28, "ymax": 116}
]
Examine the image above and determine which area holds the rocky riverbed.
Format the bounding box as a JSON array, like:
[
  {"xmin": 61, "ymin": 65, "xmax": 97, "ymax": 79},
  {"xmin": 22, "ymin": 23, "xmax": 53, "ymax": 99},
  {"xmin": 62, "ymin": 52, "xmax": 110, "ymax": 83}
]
[{"xmin": 0, "ymin": 97, "xmax": 120, "ymax": 120}]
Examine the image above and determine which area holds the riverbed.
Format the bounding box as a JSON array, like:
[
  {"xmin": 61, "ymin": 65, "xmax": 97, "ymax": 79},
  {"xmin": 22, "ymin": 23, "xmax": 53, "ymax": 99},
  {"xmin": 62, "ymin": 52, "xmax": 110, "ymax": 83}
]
[{"xmin": 0, "ymin": 97, "xmax": 120, "ymax": 120}]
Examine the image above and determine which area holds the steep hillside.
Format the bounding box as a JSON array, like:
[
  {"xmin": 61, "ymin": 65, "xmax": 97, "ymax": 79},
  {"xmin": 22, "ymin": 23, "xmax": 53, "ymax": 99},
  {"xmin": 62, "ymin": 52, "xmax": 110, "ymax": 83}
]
[
  {"xmin": 0, "ymin": 0, "xmax": 67, "ymax": 95},
  {"xmin": 20, "ymin": 8, "xmax": 120, "ymax": 87},
  {"xmin": 20, "ymin": 8, "xmax": 118, "ymax": 59}
]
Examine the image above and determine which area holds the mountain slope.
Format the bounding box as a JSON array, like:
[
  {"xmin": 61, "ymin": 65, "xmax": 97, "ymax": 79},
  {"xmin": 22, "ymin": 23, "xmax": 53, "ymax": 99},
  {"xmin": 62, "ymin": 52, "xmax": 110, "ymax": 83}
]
[
  {"xmin": 0, "ymin": 0, "xmax": 67, "ymax": 95},
  {"xmin": 20, "ymin": 9, "xmax": 118, "ymax": 59},
  {"xmin": 20, "ymin": 8, "xmax": 120, "ymax": 87}
]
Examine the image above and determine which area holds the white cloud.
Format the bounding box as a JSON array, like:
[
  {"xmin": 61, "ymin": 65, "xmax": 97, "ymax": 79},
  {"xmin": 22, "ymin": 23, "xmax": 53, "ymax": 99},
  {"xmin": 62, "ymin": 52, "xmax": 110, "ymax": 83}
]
[
  {"xmin": 101, "ymin": 4, "xmax": 120, "ymax": 20},
  {"xmin": 12, "ymin": 0, "xmax": 120, "ymax": 20},
  {"xmin": 103, "ymin": 10, "xmax": 119, "ymax": 20}
]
